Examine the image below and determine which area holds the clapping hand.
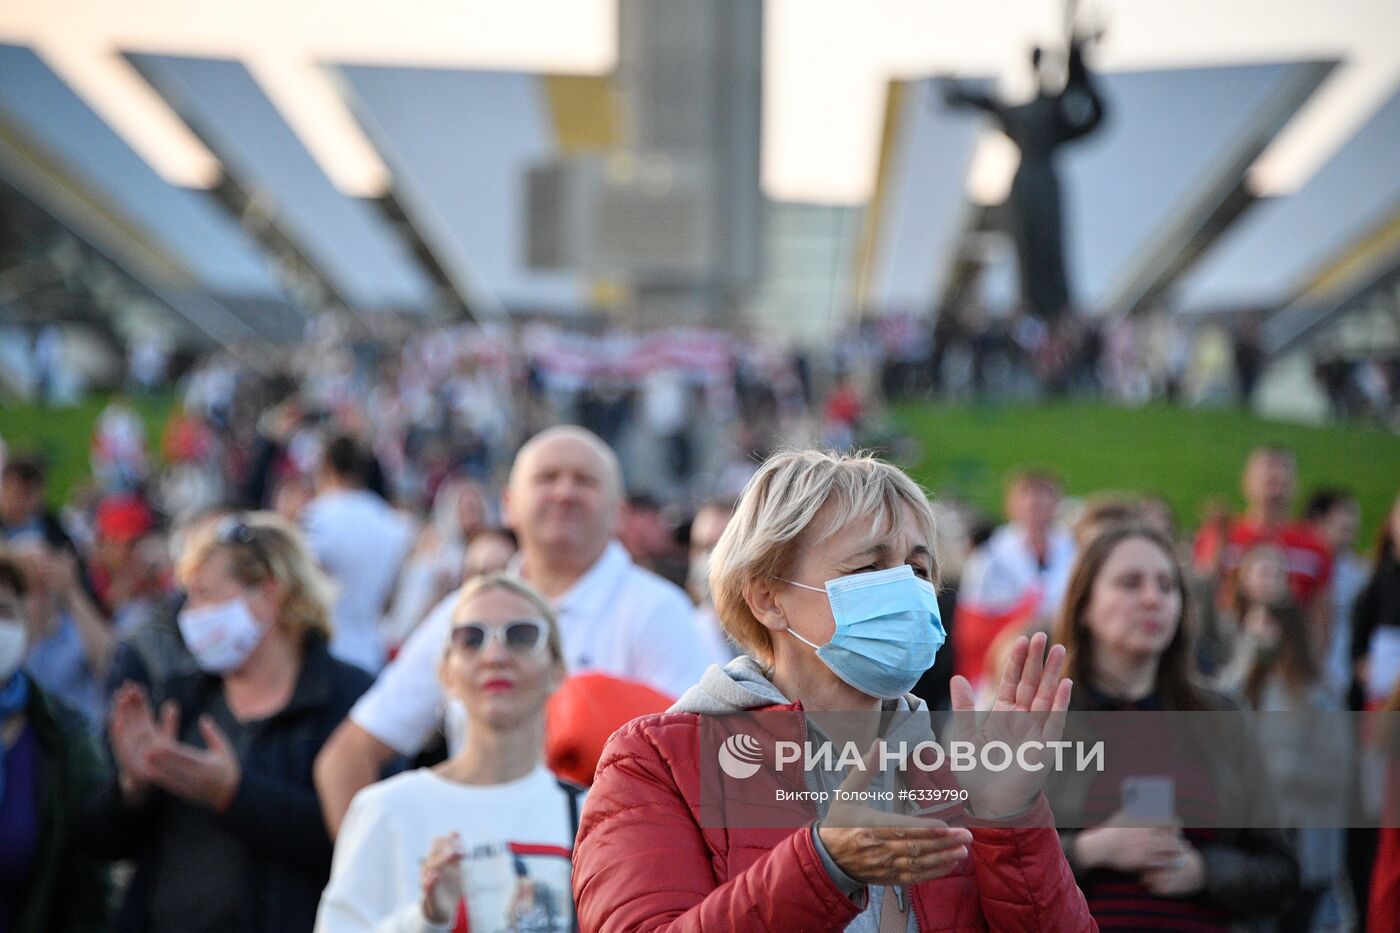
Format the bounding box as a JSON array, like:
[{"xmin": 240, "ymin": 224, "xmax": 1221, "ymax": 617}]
[
  {"xmin": 108, "ymin": 681, "xmax": 241, "ymax": 811},
  {"xmin": 817, "ymin": 744, "xmax": 973, "ymax": 887},
  {"xmin": 146, "ymin": 714, "xmax": 241, "ymax": 811},
  {"xmin": 948, "ymin": 632, "xmax": 1073, "ymax": 818},
  {"xmin": 109, "ymin": 682, "xmax": 175, "ymax": 803}
]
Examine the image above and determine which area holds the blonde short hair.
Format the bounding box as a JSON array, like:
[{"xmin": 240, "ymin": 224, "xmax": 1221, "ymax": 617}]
[
  {"xmin": 449, "ymin": 572, "xmax": 565, "ymax": 666},
  {"xmin": 709, "ymin": 449, "xmax": 938, "ymax": 665},
  {"xmin": 176, "ymin": 512, "xmax": 335, "ymax": 644}
]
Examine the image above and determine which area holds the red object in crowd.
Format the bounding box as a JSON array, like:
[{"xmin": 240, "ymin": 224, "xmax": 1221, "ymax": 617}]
[
  {"xmin": 1370, "ymin": 762, "xmax": 1400, "ymax": 931},
  {"xmin": 823, "ymin": 387, "xmax": 862, "ymax": 427},
  {"xmin": 95, "ymin": 494, "xmax": 155, "ymax": 544},
  {"xmin": 1192, "ymin": 518, "xmax": 1333, "ymax": 606},
  {"xmin": 545, "ymin": 672, "xmax": 674, "ymax": 787},
  {"xmin": 952, "ymin": 590, "xmax": 1041, "ymax": 686},
  {"xmin": 163, "ymin": 411, "xmax": 211, "ymax": 463}
]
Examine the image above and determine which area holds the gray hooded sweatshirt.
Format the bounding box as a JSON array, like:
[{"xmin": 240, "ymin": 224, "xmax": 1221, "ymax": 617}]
[{"xmin": 671, "ymin": 656, "xmax": 929, "ymax": 933}]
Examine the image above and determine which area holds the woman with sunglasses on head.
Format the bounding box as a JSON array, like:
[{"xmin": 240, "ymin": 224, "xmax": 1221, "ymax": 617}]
[
  {"xmin": 316, "ymin": 572, "xmax": 581, "ymax": 933},
  {"xmin": 98, "ymin": 513, "xmax": 373, "ymax": 932}
]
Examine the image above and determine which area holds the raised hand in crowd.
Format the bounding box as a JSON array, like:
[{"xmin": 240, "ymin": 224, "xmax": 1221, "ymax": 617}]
[
  {"xmin": 108, "ymin": 680, "xmax": 241, "ymax": 810},
  {"xmin": 21, "ymin": 541, "xmax": 116, "ymax": 679},
  {"xmin": 108, "ymin": 680, "xmax": 170, "ymax": 803},
  {"xmin": 948, "ymin": 631, "xmax": 1073, "ymax": 817}
]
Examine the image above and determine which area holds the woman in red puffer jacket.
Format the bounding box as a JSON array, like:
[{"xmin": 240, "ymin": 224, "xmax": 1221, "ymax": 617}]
[{"xmin": 573, "ymin": 450, "xmax": 1095, "ymax": 932}]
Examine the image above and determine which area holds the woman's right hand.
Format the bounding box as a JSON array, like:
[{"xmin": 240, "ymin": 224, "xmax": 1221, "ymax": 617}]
[
  {"xmin": 817, "ymin": 745, "xmax": 974, "ymax": 887},
  {"xmin": 108, "ymin": 682, "xmax": 178, "ymax": 804},
  {"xmin": 1073, "ymin": 820, "xmax": 1188, "ymax": 875},
  {"xmin": 420, "ymin": 832, "xmax": 466, "ymax": 925}
]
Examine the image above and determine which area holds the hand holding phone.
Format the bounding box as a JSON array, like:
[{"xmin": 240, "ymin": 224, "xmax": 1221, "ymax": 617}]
[{"xmin": 1121, "ymin": 775, "xmax": 1175, "ymax": 825}]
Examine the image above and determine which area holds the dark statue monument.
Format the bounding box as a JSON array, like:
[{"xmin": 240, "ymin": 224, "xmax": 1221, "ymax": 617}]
[{"xmin": 942, "ymin": 29, "xmax": 1107, "ymax": 322}]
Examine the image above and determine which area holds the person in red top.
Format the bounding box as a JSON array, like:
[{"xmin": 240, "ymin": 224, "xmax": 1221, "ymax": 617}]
[
  {"xmin": 821, "ymin": 376, "xmax": 865, "ymax": 450},
  {"xmin": 1193, "ymin": 447, "xmax": 1332, "ymax": 641}
]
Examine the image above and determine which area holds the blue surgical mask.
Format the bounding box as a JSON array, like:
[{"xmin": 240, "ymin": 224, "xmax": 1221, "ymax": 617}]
[{"xmin": 782, "ymin": 564, "xmax": 945, "ymax": 699}]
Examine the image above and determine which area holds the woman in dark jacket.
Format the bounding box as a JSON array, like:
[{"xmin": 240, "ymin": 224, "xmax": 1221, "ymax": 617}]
[
  {"xmin": 0, "ymin": 551, "xmax": 110, "ymax": 933},
  {"xmin": 98, "ymin": 513, "xmax": 371, "ymax": 932},
  {"xmin": 1051, "ymin": 524, "xmax": 1299, "ymax": 931}
]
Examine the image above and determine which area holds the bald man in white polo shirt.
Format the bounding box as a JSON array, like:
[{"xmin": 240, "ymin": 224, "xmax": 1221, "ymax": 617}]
[{"xmin": 314, "ymin": 425, "xmax": 713, "ymax": 834}]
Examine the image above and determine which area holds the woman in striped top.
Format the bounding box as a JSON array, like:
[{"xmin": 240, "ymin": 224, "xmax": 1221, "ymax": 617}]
[{"xmin": 1051, "ymin": 524, "xmax": 1298, "ymax": 932}]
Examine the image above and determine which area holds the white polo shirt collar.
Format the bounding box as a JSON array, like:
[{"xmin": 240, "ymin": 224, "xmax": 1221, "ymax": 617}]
[{"xmin": 508, "ymin": 539, "xmax": 633, "ymax": 620}]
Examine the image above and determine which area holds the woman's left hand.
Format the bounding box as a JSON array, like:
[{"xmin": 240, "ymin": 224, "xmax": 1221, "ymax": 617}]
[
  {"xmin": 948, "ymin": 631, "xmax": 1072, "ymax": 818},
  {"xmin": 147, "ymin": 714, "xmax": 242, "ymax": 812},
  {"xmin": 1140, "ymin": 847, "xmax": 1206, "ymax": 897}
]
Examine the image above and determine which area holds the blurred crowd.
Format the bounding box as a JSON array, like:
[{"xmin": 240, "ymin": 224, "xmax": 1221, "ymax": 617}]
[
  {"xmin": 860, "ymin": 310, "xmax": 1400, "ymax": 423},
  {"xmin": 1, "ymin": 311, "xmax": 1399, "ymax": 931}
]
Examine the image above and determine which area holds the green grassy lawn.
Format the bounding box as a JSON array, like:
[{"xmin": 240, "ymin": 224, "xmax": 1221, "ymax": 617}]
[
  {"xmin": 892, "ymin": 401, "xmax": 1400, "ymax": 544},
  {"xmin": 0, "ymin": 392, "xmax": 178, "ymax": 505},
  {"xmin": 3, "ymin": 394, "xmax": 1398, "ymax": 545}
]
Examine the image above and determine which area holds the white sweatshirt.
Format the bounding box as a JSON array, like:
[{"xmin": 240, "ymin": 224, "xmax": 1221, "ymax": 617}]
[{"xmin": 314, "ymin": 767, "xmax": 580, "ymax": 933}]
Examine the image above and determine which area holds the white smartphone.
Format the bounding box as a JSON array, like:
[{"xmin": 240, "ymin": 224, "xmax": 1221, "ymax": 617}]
[{"xmin": 1120, "ymin": 776, "xmax": 1175, "ymax": 823}]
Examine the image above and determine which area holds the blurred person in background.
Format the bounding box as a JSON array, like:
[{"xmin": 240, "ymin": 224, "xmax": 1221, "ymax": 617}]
[
  {"xmin": 686, "ymin": 496, "xmax": 738, "ymax": 664},
  {"xmin": 618, "ymin": 492, "xmax": 687, "ymax": 588},
  {"xmin": 1305, "ymin": 489, "xmax": 1368, "ymax": 702},
  {"xmin": 102, "ymin": 508, "xmax": 232, "ymax": 700},
  {"xmin": 0, "ymin": 457, "xmax": 81, "ymax": 558},
  {"xmin": 156, "ymin": 402, "xmax": 223, "ymax": 521},
  {"xmin": 90, "ymin": 395, "xmax": 150, "ymax": 493},
  {"xmin": 0, "ymin": 551, "xmax": 110, "ymax": 933},
  {"xmin": 382, "ymin": 478, "xmax": 491, "ymax": 649},
  {"xmin": 1353, "ymin": 490, "xmax": 1400, "ymax": 710},
  {"xmin": 315, "ymin": 573, "xmax": 581, "ymax": 932},
  {"xmin": 99, "ymin": 513, "xmax": 372, "ymax": 932},
  {"xmin": 87, "ymin": 492, "xmax": 159, "ymax": 624},
  {"xmin": 820, "ymin": 372, "xmax": 864, "ymax": 450},
  {"xmin": 314, "ymin": 426, "xmax": 707, "ymax": 836},
  {"xmin": 1071, "ymin": 494, "xmax": 1142, "ymax": 550},
  {"xmin": 1136, "ymin": 493, "xmax": 1179, "ymax": 543},
  {"xmin": 1193, "ymin": 447, "xmax": 1333, "ymax": 645},
  {"xmin": 955, "ymin": 468, "xmax": 1076, "ymax": 689},
  {"xmin": 461, "ymin": 527, "xmax": 517, "ymax": 581},
  {"xmin": 1210, "ymin": 545, "xmax": 1299, "ymax": 689},
  {"xmin": 1052, "ymin": 525, "xmax": 1298, "ymax": 931},
  {"xmin": 1215, "ymin": 545, "xmax": 1352, "ymax": 932},
  {"xmin": 14, "ymin": 539, "xmax": 113, "ymax": 732},
  {"xmin": 573, "ymin": 449, "xmax": 1094, "ymax": 931},
  {"xmin": 303, "ymin": 435, "xmax": 414, "ymax": 673},
  {"xmin": 271, "ymin": 473, "xmax": 316, "ymax": 525}
]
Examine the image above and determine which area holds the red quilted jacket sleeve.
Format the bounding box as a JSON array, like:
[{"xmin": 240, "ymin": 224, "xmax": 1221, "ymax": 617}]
[
  {"xmin": 573, "ymin": 718, "xmax": 862, "ymax": 933},
  {"xmin": 961, "ymin": 797, "xmax": 1097, "ymax": 932}
]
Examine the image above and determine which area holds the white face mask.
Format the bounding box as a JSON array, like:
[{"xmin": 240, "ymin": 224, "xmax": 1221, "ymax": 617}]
[
  {"xmin": 178, "ymin": 597, "xmax": 266, "ymax": 674},
  {"xmin": 0, "ymin": 619, "xmax": 27, "ymax": 683}
]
